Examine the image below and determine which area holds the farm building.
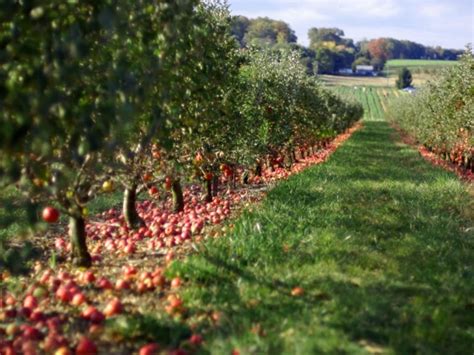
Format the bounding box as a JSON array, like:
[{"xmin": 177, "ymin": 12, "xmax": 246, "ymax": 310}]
[
  {"xmin": 338, "ymin": 68, "xmax": 353, "ymax": 75},
  {"xmin": 355, "ymin": 65, "xmax": 376, "ymax": 76}
]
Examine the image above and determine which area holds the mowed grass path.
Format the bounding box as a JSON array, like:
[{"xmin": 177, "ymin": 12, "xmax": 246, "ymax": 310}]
[{"xmin": 172, "ymin": 119, "xmax": 474, "ymax": 354}]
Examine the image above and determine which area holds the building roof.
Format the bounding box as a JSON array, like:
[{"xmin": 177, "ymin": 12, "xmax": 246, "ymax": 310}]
[{"xmin": 356, "ymin": 65, "xmax": 374, "ymax": 71}]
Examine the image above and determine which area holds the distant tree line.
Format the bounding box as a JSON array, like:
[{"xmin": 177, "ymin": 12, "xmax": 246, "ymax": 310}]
[{"xmin": 230, "ymin": 16, "xmax": 464, "ymax": 75}]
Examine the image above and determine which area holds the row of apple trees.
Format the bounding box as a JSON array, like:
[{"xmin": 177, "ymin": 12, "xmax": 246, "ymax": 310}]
[
  {"xmin": 386, "ymin": 46, "xmax": 473, "ymax": 170},
  {"xmin": 0, "ymin": 0, "xmax": 362, "ymax": 267}
]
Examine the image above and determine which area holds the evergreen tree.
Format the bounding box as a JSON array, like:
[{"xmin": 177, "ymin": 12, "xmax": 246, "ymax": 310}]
[{"xmin": 396, "ymin": 67, "xmax": 413, "ymax": 89}]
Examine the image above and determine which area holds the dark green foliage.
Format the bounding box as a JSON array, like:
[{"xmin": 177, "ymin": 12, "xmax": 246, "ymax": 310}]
[
  {"xmin": 230, "ymin": 15, "xmax": 250, "ymax": 47},
  {"xmin": 396, "ymin": 67, "xmax": 413, "ymax": 89},
  {"xmin": 227, "ymin": 48, "xmax": 362, "ymax": 165},
  {"xmin": 387, "ymin": 47, "xmax": 473, "ymax": 170},
  {"xmin": 308, "ymin": 27, "xmax": 348, "ymax": 47},
  {"xmin": 308, "ymin": 27, "xmax": 356, "ymax": 73},
  {"xmin": 230, "ymin": 16, "xmax": 297, "ymax": 48}
]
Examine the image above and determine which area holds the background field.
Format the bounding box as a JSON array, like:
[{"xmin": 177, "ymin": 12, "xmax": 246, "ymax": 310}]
[
  {"xmin": 320, "ymin": 73, "xmax": 435, "ymax": 88},
  {"xmin": 320, "ymin": 59, "xmax": 458, "ymax": 88},
  {"xmin": 386, "ymin": 59, "xmax": 459, "ymax": 69},
  {"xmin": 329, "ymin": 86, "xmax": 400, "ymax": 120}
]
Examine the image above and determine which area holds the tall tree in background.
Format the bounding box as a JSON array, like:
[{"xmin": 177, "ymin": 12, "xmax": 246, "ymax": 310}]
[
  {"xmin": 308, "ymin": 27, "xmax": 355, "ymax": 73},
  {"xmin": 308, "ymin": 28, "xmax": 346, "ymax": 46},
  {"xmin": 366, "ymin": 38, "xmax": 390, "ymax": 70},
  {"xmin": 230, "ymin": 15, "xmax": 250, "ymax": 47},
  {"xmin": 242, "ymin": 17, "xmax": 297, "ymax": 47}
]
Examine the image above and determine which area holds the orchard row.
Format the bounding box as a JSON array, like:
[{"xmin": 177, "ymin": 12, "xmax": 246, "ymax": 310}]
[
  {"xmin": 386, "ymin": 47, "xmax": 473, "ymax": 171},
  {"xmin": 0, "ymin": 1, "xmax": 362, "ymax": 267}
]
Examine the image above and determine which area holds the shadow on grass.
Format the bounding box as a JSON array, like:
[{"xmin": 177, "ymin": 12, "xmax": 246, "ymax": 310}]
[{"xmin": 176, "ymin": 120, "xmax": 474, "ymax": 354}]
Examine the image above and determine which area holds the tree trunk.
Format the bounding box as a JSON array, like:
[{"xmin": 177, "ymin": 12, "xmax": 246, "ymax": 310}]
[
  {"xmin": 242, "ymin": 170, "xmax": 249, "ymax": 185},
  {"xmin": 285, "ymin": 149, "xmax": 293, "ymax": 168},
  {"xmin": 231, "ymin": 165, "xmax": 237, "ymax": 189},
  {"xmin": 172, "ymin": 179, "xmax": 184, "ymax": 213},
  {"xmin": 232, "ymin": 173, "xmax": 237, "ymax": 189},
  {"xmin": 205, "ymin": 179, "xmax": 213, "ymax": 203},
  {"xmin": 123, "ymin": 184, "xmax": 145, "ymax": 229},
  {"xmin": 267, "ymin": 156, "xmax": 274, "ymax": 172},
  {"xmin": 69, "ymin": 216, "xmax": 92, "ymax": 267},
  {"xmin": 255, "ymin": 162, "xmax": 262, "ymax": 177},
  {"xmin": 292, "ymin": 149, "xmax": 298, "ymax": 163},
  {"xmin": 212, "ymin": 175, "xmax": 219, "ymax": 197}
]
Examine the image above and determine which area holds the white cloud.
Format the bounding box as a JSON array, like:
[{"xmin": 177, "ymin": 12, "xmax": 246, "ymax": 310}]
[
  {"xmin": 341, "ymin": 0, "xmax": 401, "ymax": 18},
  {"xmin": 236, "ymin": 8, "xmax": 330, "ymax": 23},
  {"xmin": 418, "ymin": 3, "xmax": 453, "ymax": 18},
  {"xmin": 271, "ymin": 0, "xmax": 401, "ymax": 18},
  {"xmin": 234, "ymin": 0, "xmax": 401, "ymax": 22},
  {"xmin": 229, "ymin": 0, "xmax": 472, "ymax": 48}
]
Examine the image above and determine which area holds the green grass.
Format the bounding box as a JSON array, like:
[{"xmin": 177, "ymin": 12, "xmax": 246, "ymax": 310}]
[
  {"xmin": 171, "ymin": 119, "xmax": 474, "ymax": 354},
  {"xmin": 386, "ymin": 59, "xmax": 458, "ymax": 69}
]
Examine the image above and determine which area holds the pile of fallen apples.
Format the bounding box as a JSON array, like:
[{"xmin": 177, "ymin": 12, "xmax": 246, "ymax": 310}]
[
  {"xmin": 0, "ymin": 126, "xmax": 359, "ymax": 354},
  {"xmin": 418, "ymin": 145, "xmax": 474, "ymax": 182}
]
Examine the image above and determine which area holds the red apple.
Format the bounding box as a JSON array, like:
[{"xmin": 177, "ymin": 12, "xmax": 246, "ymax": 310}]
[
  {"xmin": 55, "ymin": 287, "xmax": 72, "ymax": 303},
  {"xmin": 54, "ymin": 347, "xmax": 71, "ymax": 355},
  {"xmin": 23, "ymin": 295, "xmax": 38, "ymax": 310},
  {"xmin": 43, "ymin": 333, "xmax": 68, "ymax": 352},
  {"xmin": 123, "ymin": 265, "xmax": 137, "ymax": 277},
  {"xmin": 165, "ymin": 251, "xmax": 174, "ymax": 263},
  {"xmin": 29, "ymin": 310, "xmax": 45, "ymax": 322},
  {"xmin": 170, "ymin": 277, "xmax": 182, "ymax": 288},
  {"xmin": 143, "ymin": 173, "xmax": 153, "ymax": 182},
  {"xmin": 164, "ymin": 177, "xmax": 172, "ymax": 191},
  {"xmin": 167, "ymin": 295, "xmax": 183, "ymax": 309},
  {"xmin": 148, "ymin": 186, "xmax": 159, "ymax": 196},
  {"xmin": 75, "ymin": 337, "xmax": 97, "ymax": 355},
  {"xmin": 115, "ymin": 279, "xmax": 130, "ymax": 290},
  {"xmin": 81, "ymin": 271, "xmax": 95, "ymax": 284},
  {"xmin": 124, "ymin": 243, "xmax": 136, "ymax": 254},
  {"xmin": 152, "ymin": 151, "xmax": 161, "ymax": 160},
  {"xmin": 96, "ymin": 277, "xmax": 113, "ymax": 290},
  {"xmin": 81, "ymin": 306, "xmax": 104, "ymax": 324},
  {"xmin": 22, "ymin": 325, "xmax": 42, "ymax": 340},
  {"xmin": 189, "ymin": 334, "xmax": 203, "ymax": 346},
  {"xmin": 71, "ymin": 293, "xmax": 86, "ymax": 307},
  {"xmin": 42, "ymin": 207, "xmax": 59, "ymax": 223},
  {"xmin": 291, "ymin": 286, "xmax": 304, "ymax": 296},
  {"xmin": 139, "ymin": 343, "xmax": 160, "ymax": 355},
  {"xmin": 103, "ymin": 298, "xmax": 123, "ymax": 317}
]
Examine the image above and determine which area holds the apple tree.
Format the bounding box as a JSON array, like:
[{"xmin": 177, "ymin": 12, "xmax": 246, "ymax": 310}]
[{"xmin": 0, "ymin": 1, "xmax": 153, "ymax": 266}]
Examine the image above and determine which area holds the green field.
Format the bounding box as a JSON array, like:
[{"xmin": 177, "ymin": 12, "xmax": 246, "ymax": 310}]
[
  {"xmin": 320, "ymin": 71, "xmax": 434, "ymax": 88},
  {"xmin": 320, "ymin": 60, "xmax": 458, "ymax": 89},
  {"xmin": 330, "ymin": 86, "xmax": 400, "ymax": 120},
  {"xmin": 386, "ymin": 59, "xmax": 458, "ymax": 69}
]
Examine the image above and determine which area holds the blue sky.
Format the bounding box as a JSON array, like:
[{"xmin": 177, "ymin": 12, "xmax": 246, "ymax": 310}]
[{"xmin": 228, "ymin": 0, "xmax": 473, "ymax": 49}]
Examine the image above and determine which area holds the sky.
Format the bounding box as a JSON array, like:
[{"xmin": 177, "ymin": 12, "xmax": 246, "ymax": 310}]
[{"xmin": 228, "ymin": 0, "xmax": 473, "ymax": 49}]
